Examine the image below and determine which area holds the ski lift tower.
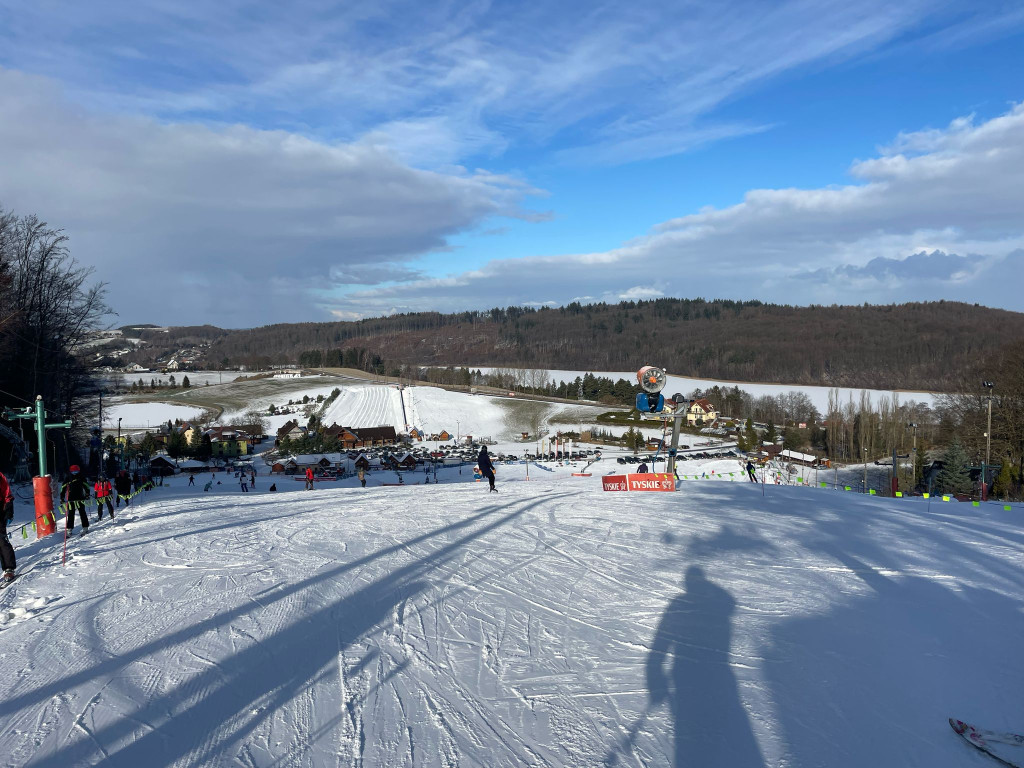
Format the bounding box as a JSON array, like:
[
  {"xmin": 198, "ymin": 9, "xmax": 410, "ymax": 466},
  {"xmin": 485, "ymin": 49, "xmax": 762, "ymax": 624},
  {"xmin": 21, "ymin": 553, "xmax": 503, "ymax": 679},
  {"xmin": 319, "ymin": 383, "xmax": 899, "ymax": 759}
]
[{"xmin": 4, "ymin": 396, "xmax": 73, "ymax": 538}]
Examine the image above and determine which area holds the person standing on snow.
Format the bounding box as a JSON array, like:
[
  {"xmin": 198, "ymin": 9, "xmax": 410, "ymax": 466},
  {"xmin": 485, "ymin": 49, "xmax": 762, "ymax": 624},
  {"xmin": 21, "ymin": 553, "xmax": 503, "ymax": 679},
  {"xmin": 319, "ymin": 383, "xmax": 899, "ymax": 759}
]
[
  {"xmin": 114, "ymin": 470, "xmax": 132, "ymax": 507},
  {"xmin": 94, "ymin": 475, "xmax": 114, "ymax": 521},
  {"xmin": 188, "ymin": 473, "xmax": 195, "ymax": 487},
  {"xmin": 1, "ymin": 470, "xmax": 16, "ymax": 582},
  {"xmin": 240, "ymin": 474, "xmax": 249, "ymax": 492},
  {"xmin": 357, "ymin": 466, "xmax": 366, "ymax": 488},
  {"xmin": 746, "ymin": 460, "xmax": 757, "ymax": 483},
  {"xmin": 478, "ymin": 446, "xmax": 497, "ymax": 492},
  {"xmin": 305, "ymin": 466, "xmax": 315, "ymax": 490},
  {"xmin": 62, "ymin": 465, "xmax": 90, "ymax": 535}
]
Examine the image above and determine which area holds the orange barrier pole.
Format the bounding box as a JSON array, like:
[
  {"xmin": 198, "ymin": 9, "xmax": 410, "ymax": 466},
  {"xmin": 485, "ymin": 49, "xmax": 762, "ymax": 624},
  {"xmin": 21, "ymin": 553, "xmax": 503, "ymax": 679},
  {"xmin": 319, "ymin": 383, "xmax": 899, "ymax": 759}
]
[{"xmin": 33, "ymin": 475, "xmax": 56, "ymax": 538}]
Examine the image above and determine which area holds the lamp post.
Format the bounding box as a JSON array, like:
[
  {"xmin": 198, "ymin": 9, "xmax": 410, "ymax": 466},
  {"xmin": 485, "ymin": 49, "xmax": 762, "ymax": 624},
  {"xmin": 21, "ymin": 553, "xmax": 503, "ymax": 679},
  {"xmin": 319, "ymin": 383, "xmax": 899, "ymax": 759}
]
[
  {"xmin": 982, "ymin": 380, "xmax": 994, "ymax": 501},
  {"xmin": 906, "ymin": 422, "xmax": 918, "ymax": 491},
  {"xmin": 117, "ymin": 417, "xmax": 123, "ymax": 470},
  {"xmin": 863, "ymin": 446, "xmax": 868, "ymax": 493}
]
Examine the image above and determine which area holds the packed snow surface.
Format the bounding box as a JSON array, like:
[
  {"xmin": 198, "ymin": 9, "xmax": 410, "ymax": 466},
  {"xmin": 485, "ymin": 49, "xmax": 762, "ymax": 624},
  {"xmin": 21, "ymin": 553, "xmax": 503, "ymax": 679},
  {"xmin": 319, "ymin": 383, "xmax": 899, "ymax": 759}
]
[{"xmin": 1, "ymin": 471, "xmax": 1021, "ymax": 767}]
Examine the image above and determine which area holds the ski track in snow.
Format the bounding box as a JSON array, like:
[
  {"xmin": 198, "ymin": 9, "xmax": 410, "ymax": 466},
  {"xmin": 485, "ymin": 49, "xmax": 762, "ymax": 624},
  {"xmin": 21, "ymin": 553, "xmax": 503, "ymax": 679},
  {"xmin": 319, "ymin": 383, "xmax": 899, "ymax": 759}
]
[{"xmin": 0, "ymin": 477, "xmax": 1022, "ymax": 767}]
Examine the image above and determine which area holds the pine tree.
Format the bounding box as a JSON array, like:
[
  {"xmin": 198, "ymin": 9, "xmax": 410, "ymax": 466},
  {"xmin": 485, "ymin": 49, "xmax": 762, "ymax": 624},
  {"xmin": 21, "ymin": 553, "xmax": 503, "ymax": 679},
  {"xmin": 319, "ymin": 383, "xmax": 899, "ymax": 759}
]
[
  {"xmin": 992, "ymin": 457, "xmax": 1015, "ymax": 500},
  {"xmin": 765, "ymin": 421, "xmax": 777, "ymax": 443},
  {"xmin": 187, "ymin": 426, "xmax": 203, "ymax": 458},
  {"xmin": 783, "ymin": 428, "xmax": 804, "ymax": 451},
  {"xmin": 934, "ymin": 438, "xmax": 973, "ymax": 495},
  {"xmin": 744, "ymin": 417, "xmax": 758, "ymax": 449},
  {"xmin": 182, "ymin": 375, "xmax": 190, "ymax": 388},
  {"xmin": 166, "ymin": 430, "xmax": 187, "ymax": 459}
]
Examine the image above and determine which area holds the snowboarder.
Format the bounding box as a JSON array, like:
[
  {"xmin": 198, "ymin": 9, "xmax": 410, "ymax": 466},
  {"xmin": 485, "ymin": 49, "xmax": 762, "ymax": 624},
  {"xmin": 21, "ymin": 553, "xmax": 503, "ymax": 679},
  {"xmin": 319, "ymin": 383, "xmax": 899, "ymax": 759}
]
[
  {"xmin": 0, "ymin": 470, "xmax": 16, "ymax": 582},
  {"xmin": 746, "ymin": 460, "xmax": 757, "ymax": 483},
  {"xmin": 305, "ymin": 467, "xmax": 315, "ymax": 490},
  {"xmin": 188, "ymin": 473, "xmax": 195, "ymax": 487},
  {"xmin": 62, "ymin": 465, "xmax": 90, "ymax": 534},
  {"xmin": 94, "ymin": 476, "xmax": 115, "ymax": 521},
  {"xmin": 357, "ymin": 466, "xmax": 366, "ymax": 487},
  {"xmin": 478, "ymin": 446, "xmax": 496, "ymax": 492}
]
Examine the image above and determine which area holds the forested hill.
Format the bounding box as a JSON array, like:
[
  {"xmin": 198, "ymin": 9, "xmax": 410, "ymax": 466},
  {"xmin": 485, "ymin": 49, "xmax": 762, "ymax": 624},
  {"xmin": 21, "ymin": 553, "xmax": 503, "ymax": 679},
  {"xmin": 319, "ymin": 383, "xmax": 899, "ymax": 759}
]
[{"xmin": 172, "ymin": 299, "xmax": 1023, "ymax": 391}]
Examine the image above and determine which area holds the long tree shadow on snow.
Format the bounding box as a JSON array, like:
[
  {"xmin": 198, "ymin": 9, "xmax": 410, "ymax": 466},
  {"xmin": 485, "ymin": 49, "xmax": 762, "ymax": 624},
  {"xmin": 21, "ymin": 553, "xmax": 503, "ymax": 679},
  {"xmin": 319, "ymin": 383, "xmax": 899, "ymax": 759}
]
[{"xmin": 15, "ymin": 492, "xmax": 572, "ymax": 767}]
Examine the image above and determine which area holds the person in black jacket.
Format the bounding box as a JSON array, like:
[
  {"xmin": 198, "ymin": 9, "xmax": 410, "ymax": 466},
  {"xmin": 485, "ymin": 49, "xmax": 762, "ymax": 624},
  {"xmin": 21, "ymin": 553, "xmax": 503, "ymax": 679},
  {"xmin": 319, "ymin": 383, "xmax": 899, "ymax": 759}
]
[
  {"xmin": 61, "ymin": 465, "xmax": 90, "ymax": 534},
  {"xmin": 113, "ymin": 470, "xmax": 132, "ymax": 507},
  {"xmin": 478, "ymin": 446, "xmax": 496, "ymax": 492}
]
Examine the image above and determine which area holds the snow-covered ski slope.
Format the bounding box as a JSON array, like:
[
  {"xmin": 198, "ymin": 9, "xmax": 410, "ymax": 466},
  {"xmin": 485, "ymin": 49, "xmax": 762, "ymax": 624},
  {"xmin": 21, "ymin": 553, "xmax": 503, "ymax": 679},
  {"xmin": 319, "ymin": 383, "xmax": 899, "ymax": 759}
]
[
  {"xmin": 1, "ymin": 479, "xmax": 1022, "ymax": 767},
  {"xmin": 321, "ymin": 384, "xmax": 596, "ymax": 441},
  {"xmin": 321, "ymin": 383, "xmax": 408, "ymax": 428}
]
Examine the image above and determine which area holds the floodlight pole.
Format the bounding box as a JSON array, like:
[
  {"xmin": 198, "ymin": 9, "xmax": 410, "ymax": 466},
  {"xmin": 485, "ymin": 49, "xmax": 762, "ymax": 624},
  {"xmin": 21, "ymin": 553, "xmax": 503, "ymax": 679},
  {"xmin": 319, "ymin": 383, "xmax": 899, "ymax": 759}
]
[{"xmin": 982, "ymin": 381, "xmax": 994, "ymax": 501}]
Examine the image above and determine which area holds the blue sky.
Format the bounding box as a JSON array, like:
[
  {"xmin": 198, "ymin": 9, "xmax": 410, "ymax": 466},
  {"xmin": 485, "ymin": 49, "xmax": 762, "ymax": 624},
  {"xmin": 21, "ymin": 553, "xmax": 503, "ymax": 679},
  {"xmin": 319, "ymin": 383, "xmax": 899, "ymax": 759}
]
[{"xmin": 1, "ymin": 1, "xmax": 1023, "ymax": 326}]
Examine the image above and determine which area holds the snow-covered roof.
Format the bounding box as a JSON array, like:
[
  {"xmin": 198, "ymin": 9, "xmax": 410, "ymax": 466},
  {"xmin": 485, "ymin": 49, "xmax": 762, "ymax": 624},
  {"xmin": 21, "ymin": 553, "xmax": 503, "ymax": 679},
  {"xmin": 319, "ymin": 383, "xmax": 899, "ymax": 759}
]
[{"xmin": 780, "ymin": 449, "xmax": 818, "ymax": 463}]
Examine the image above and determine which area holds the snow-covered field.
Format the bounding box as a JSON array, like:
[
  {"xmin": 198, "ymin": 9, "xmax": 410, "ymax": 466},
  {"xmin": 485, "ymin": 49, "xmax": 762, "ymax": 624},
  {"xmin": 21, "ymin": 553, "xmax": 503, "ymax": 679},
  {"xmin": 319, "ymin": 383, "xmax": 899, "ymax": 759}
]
[
  {"xmin": 319, "ymin": 385, "xmax": 613, "ymax": 443},
  {"xmin": 101, "ymin": 402, "xmax": 208, "ymax": 428},
  {"xmin": 475, "ymin": 367, "xmax": 938, "ymax": 411},
  {"xmin": 104, "ymin": 371, "xmax": 247, "ymax": 388},
  {"xmin": 1, "ymin": 471, "xmax": 1021, "ymax": 767}
]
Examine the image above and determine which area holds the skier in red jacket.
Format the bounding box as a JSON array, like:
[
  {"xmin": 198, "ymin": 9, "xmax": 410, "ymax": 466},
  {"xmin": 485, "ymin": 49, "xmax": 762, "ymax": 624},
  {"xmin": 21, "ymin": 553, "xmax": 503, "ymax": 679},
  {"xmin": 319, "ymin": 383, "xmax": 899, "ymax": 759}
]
[
  {"xmin": 94, "ymin": 476, "xmax": 114, "ymax": 521},
  {"xmin": 305, "ymin": 467, "xmax": 315, "ymax": 490},
  {"xmin": 0, "ymin": 471, "xmax": 15, "ymax": 582}
]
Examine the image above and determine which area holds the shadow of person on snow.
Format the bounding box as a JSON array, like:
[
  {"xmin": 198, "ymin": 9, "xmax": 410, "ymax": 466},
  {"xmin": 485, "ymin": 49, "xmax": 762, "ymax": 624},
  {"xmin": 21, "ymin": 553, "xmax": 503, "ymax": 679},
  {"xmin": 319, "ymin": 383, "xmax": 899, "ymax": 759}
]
[{"xmin": 645, "ymin": 565, "xmax": 765, "ymax": 767}]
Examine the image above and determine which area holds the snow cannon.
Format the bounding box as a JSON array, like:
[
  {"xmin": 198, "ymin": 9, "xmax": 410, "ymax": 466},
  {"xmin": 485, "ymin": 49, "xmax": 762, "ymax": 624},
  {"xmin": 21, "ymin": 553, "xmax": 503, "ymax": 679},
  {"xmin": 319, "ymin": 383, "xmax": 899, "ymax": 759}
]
[{"xmin": 636, "ymin": 365, "xmax": 667, "ymax": 413}]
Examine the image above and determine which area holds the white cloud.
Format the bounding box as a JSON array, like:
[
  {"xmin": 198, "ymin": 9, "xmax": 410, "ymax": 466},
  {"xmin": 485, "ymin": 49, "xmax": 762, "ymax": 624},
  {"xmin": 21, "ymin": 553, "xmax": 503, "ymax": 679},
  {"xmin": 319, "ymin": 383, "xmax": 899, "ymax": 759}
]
[
  {"xmin": 4, "ymin": 1, "xmax": 1019, "ymax": 166},
  {"xmin": 0, "ymin": 68, "xmax": 539, "ymax": 325},
  {"xmin": 344, "ymin": 102, "xmax": 1024, "ymax": 314}
]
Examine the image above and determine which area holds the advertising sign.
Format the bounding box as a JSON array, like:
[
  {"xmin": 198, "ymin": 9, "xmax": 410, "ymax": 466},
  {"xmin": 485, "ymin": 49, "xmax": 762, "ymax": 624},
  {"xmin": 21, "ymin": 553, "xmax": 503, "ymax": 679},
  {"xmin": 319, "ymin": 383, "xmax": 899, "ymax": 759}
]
[{"xmin": 602, "ymin": 473, "xmax": 676, "ymax": 492}]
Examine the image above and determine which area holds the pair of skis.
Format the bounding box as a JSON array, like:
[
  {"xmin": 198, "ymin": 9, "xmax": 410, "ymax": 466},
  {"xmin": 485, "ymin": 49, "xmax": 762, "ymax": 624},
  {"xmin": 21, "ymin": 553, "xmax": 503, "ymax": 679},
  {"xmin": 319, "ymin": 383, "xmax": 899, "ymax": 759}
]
[{"xmin": 950, "ymin": 718, "xmax": 1024, "ymax": 767}]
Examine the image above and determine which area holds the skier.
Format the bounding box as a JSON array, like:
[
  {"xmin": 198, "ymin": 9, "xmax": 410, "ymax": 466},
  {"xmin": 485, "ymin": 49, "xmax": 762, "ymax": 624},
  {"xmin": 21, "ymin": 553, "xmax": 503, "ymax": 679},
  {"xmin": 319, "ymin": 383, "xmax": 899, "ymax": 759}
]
[
  {"xmin": 203, "ymin": 480, "xmax": 213, "ymax": 492},
  {"xmin": 114, "ymin": 470, "xmax": 132, "ymax": 507},
  {"xmin": 188, "ymin": 473, "xmax": 195, "ymax": 487},
  {"xmin": 240, "ymin": 474, "xmax": 248, "ymax": 493},
  {"xmin": 746, "ymin": 460, "xmax": 757, "ymax": 483},
  {"xmin": 0, "ymin": 470, "xmax": 16, "ymax": 582},
  {"xmin": 357, "ymin": 466, "xmax": 366, "ymax": 488},
  {"xmin": 94, "ymin": 475, "xmax": 115, "ymax": 521},
  {"xmin": 249, "ymin": 470, "xmax": 256, "ymax": 487},
  {"xmin": 637, "ymin": 462, "xmax": 649, "ymax": 473},
  {"xmin": 478, "ymin": 445, "xmax": 496, "ymax": 492},
  {"xmin": 305, "ymin": 466, "xmax": 315, "ymax": 490},
  {"xmin": 62, "ymin": 465, "xmax": 90, "ymax": 535}
]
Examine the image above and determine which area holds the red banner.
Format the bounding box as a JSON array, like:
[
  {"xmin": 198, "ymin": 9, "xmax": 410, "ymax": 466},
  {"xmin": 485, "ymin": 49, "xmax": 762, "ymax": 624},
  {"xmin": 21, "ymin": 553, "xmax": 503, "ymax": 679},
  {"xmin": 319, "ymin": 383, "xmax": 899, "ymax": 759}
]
[{"xmin": 602, "ymin": 473, "xmax": 676, "ymax": 492}]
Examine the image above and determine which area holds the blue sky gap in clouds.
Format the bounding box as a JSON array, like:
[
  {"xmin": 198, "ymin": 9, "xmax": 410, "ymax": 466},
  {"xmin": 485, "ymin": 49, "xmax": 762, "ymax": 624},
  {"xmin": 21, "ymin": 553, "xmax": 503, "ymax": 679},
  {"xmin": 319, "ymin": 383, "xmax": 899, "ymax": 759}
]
[{"xmin": 0, "ymin": 1, "xmax": 1022, "ymax": 326}]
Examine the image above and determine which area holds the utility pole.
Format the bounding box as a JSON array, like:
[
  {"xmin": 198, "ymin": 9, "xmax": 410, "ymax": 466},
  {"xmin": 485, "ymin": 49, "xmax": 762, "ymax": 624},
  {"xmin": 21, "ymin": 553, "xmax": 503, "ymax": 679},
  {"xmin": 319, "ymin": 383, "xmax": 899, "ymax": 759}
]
[
  {"xmin": 4, "ymin": 396, "xmax": 73, "ymax": 538},
  {"xmin": 982, "ymin": 381, "xmax": 994, "ymax": 501},
  {"xmin": 863, "ymin": 447, "xmax": 868, "ymax": 493},
  {"xmin": 907, "ymin": 422, "xmax": 918, "ymax": 492}
]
